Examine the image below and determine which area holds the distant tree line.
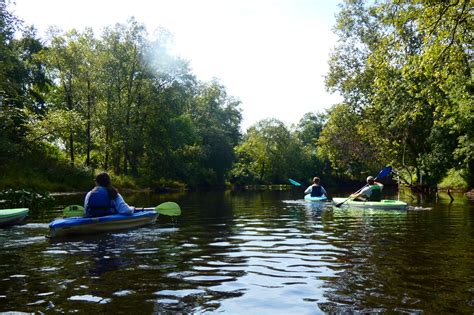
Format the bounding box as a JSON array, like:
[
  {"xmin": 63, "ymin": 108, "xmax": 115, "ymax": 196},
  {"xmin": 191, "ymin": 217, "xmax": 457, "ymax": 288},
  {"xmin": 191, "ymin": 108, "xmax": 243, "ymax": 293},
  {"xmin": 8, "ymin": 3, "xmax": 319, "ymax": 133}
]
[
  {"xmin": 231, "ymin": 0, "xmax": 472, "ymax": 190},
  {"xmin": 0, "ymin": 0, "xmax": 471, "ymax": 191}
]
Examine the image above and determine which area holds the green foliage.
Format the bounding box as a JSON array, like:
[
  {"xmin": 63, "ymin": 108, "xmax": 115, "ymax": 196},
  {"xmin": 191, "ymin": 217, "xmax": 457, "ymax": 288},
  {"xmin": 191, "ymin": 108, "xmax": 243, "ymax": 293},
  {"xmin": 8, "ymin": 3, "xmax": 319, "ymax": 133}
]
[
  {"xmin": 1, "ymin": 5, "xmax": 243, "ymax": 190},
  {"xmin": 323, "ymin": 0, "xmax": 473, "ymax": 187},
  {"xmin": 109, "ymin": 174, "xmax": 139, "ymax": 190},
  {"xmin": 0, "ymin": 145, "xmax": 93, "ymax": 191},
  {"xmin": 1, "ymin": 1, "xmax": 471, "ymax": 191},
  {"xmin": 438, "ymin": 169, "xmax": 469, "ymax": 191},
  {"xmin": 318, "ymin": 104, "xmax": 384, "ymax": 178},
  {"xmin": 231, "ymin": 119, "xmax": 297, "ymax": 184},
  {"xmin": 295, "ymin": 112, "xmax": 326, "ymax": 147},
  {"xmin": 188, "ymin": 81, "xmax": 242, "ymax": 185},
  {"xmin": 0, "ymin": 189, "xmax": 54, "ymax": 210}
]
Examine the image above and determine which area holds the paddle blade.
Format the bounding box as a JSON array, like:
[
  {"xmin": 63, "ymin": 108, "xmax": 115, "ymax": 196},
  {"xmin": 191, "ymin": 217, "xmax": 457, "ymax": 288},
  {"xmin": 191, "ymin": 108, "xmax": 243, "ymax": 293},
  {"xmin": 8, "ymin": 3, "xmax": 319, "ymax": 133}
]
[
  {"xmin": 288, "ymin": 178, "xmax": 302, "ymax": 187},
  {"xmin": 63, "ymin": 205, "xmax": 85, "ymax": 217},
  {"xmin": 377, "ymin": 166, "xmax": 393, "ymax": 179},
  {"xmin": 334, "ymin": 199, "xmax": 349, "ymax": 208},
  {"xmin": 156, "ymin": 202, "xmax": 181, "ymax": 216}
]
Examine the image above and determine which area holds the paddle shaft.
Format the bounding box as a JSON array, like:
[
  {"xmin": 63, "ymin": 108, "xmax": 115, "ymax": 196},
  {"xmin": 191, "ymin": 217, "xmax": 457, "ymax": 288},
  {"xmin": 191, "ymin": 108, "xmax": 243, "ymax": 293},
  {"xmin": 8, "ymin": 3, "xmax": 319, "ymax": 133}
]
[
  {"xmin": 135, "ymin": 207, "xmax": 155, "ymax": 212},
  {"xmin": 335, "ymin": 184, "xmax": 373, "ymax": 207},
  {"xmin": 64, "ymin": 201, "xmax": 181, "ymax": 217}
]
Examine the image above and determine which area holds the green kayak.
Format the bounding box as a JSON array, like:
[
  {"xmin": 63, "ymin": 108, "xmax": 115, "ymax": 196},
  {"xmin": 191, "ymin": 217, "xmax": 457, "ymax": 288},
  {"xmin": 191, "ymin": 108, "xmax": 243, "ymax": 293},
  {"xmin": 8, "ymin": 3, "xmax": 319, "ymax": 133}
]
[
  {"xmin": 0, "ymin": 208, "xmax": 29, "ymax": 227},
  {"xmin": 332, "ymin": 198, "xmax": 408, "ymax": 210}
]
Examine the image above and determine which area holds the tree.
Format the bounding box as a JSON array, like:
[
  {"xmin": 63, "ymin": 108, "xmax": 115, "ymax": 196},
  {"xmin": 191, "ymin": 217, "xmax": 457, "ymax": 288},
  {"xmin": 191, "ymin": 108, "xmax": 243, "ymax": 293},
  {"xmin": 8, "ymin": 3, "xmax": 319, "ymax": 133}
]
[
  {"xmin": 41, "ymin": 28, "xmax": 91, "ymax": 165},
  {"xmin": 324, "ymin": 0, "xmax": 473, "ymax": 187},
  {"xmin": 231, "ymin": 119, "xmax": 296, "ymax": 184},
  {"xmin": 188, "ymin": 81, "xmax": 242, "ymax": 185},
  {"xmin": 0, "ymin": 1, "xmax": 48, "ymax": 165},
  {"xmin": 318, "ymin": 103, "xmax": 378, "ymax": 178},
  {"xmin": 295, "ymin": 112, "xmax": 332, "ymax": 182}
]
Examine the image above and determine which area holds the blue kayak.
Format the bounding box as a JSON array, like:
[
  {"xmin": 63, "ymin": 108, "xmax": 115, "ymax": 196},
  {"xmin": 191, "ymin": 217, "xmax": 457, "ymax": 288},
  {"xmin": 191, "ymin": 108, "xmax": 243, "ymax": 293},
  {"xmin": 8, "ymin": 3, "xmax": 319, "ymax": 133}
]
[
  {"xmin": 304, "ymin": 195, "xmax": 327, "ymax": 202},
  {"xmin": 49, "ymin": 210, "xmax": 158, "ymax": 237}
]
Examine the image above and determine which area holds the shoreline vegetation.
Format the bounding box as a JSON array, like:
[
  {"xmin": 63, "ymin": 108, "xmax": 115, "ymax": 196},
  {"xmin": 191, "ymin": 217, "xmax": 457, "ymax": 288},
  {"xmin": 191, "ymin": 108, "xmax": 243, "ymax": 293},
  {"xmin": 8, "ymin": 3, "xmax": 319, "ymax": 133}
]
[{"xmin": 0, "ymin": 1, "xmax": 472, "ymax": 201}]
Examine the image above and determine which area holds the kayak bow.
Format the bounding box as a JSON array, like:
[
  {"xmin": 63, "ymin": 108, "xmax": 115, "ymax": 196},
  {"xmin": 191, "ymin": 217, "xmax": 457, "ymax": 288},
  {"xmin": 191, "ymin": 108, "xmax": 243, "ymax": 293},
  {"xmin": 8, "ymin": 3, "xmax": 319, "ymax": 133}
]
[
  {"xmin": 0, "ymin": 208, "xmax": 29, "ymax": 227},
  {"xmin": 49, "ymin": 210, "xmax": 158, "ymax": 237}
]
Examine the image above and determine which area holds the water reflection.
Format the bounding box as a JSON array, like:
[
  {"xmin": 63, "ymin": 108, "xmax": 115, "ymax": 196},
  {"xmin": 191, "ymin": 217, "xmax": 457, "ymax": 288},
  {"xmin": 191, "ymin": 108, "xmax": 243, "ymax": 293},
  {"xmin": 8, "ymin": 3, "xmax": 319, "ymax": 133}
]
[{"xmin": 0, "ymin": 190, "xmax": 473, "ymax": 313}]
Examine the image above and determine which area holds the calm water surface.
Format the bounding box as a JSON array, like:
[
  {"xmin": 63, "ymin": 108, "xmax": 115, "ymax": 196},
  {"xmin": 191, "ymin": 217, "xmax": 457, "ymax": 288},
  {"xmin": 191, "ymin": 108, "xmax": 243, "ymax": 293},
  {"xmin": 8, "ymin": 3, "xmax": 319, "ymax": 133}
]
[{"xmin": 1, "ymin": 189, "xmax": 473, "ymax": 314}]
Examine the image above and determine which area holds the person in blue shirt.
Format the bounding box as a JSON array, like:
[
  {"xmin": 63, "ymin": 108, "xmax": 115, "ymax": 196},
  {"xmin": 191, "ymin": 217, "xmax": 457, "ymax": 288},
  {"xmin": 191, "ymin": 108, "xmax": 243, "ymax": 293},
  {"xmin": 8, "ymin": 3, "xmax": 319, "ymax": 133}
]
[
  {"xmin": 84, "ymin": 172, "xmax": 134, "ymax": 217},
  {"xmin": 304, "ymin": 177, "xmax": 327, "ymax": 197},
  {"xmin": 351, "ymin": 176, "xmax": 384, "ymax": 201}
]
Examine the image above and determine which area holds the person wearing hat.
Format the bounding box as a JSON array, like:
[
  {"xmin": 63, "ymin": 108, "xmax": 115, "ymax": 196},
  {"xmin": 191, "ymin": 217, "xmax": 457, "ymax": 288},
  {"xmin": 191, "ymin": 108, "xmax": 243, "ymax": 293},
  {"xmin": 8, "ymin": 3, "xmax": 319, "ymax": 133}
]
[{"xmin": 350, "ymin": 176, "xmax": 384, "ymax": 201}]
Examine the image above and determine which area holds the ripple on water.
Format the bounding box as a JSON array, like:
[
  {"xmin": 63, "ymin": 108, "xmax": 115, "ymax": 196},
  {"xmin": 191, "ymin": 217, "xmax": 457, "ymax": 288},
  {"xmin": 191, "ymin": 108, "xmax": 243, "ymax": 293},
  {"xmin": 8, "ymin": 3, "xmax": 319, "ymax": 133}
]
[
  {"xmin": 113, "ymin": 290, "xmax": 135, "ymax": 296},
  {"xmin": 184, "ymin": 275, "xmax": 236, "ymax": 282},
  {"xmin": 2, "ymin": 236, "xmax": 46, "ymax": 248},
  {"xmin": 68, "ymin": 294, "xmax": 111, "ymax": 304},
  {"xmin": 38, "ymin": 267, "xmax": 60, "ymax": 272},
  {"xmin": 37, "ymin": 292, "xmax": 55, "ymax": 297},
  {"xmin": 43, "ymin": 249, "xmax": 69, "ymax": 255},
  {"xmin": 0, "ymin": 191, "xmax": 471, "ymax": 314},
  {"xmin": 19, "ymin": 223, "xmax": 50, "ymax": 229},
  {"xmin": 155, "ymin": 289, "xmax": 204, "ymax": 297}
]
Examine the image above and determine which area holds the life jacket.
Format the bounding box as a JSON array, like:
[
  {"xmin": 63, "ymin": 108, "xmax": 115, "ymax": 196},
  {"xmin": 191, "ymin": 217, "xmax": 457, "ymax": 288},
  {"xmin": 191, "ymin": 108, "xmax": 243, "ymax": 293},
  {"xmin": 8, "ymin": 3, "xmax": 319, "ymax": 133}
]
[
  {"xmin": 85, "ymin": 186, "xmax": 116, "ymax": 217},
  {"xmin": 367, "ymin": 185, "xmax": 382, "ymax": 201},
  {"xmin": 310, "ymin": 185, "xmax": 323, "ymax": 197}
]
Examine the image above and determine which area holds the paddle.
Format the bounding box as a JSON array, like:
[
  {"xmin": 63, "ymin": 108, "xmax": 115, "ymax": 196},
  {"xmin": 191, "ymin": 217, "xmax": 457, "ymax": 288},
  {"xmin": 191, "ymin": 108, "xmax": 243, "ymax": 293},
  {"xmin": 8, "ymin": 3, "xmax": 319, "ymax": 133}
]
[
  {"xmin": 137, "ymin": 202, "xmax": 181, "ymax": 216},
  {"xmin": 62, "ymin": 202, "xmax": 181, "ymax": 217},
  {"xmin": 334, "ymin": 166, "xmax": 393, "ymax": 208},
  {"xmin": 288, "ymin": 178, "xmax": 303, "ymax": 187}
]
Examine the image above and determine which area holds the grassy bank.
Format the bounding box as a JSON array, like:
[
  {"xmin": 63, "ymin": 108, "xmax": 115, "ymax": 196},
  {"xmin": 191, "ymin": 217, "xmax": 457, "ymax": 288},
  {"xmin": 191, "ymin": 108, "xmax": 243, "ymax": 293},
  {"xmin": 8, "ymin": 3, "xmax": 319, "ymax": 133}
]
[{"xmin": 438, "ymin": 169, "xmax": 470, "ymax": 191}]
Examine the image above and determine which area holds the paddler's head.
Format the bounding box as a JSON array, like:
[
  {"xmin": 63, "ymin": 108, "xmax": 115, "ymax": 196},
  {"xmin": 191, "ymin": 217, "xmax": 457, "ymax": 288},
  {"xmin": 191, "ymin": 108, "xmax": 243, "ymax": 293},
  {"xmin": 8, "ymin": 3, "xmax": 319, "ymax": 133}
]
[
  {"xmin": 366, "ymin": 176, "xmax": 375, "ymax": 185},
  {"xmin": 95, "ymin": 172, "xmax": 112, "ymax": 187}
]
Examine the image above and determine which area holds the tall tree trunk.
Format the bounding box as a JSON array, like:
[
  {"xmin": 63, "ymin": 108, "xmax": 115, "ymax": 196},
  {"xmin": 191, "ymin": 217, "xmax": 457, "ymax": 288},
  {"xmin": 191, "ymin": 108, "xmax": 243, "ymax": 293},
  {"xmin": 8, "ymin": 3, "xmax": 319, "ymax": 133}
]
[
  {"xmin": 65, "ymin": 83, "xmax": 74, "ymax": 165},
  {"xmin": 105, "ymin": 128, "xmax": 109, "ymax": 170},
  {"xmin": 123, "ymin": 104, "xmax": 130, "ymax": 175},
  {"xmin": 114, "ymin": 150, "xmax": 121, "ymax": 175},
  {"xmin": 123, "ymin": 148, "xmax": 128, "ymax": 175},
  {"xmin": 69, "ymin": 133, "xmax": 74, "ymax": 166},
  {"xmin": 86, "ymin": 80, "xmax": 92, "ymax": 166},
  {"xmin": 105, "ymin": 97, "xmax": 112, "ymax": 171},
  {"xmin": 260, "ymin": 161, "xmax": 265, "ymax": 183}
]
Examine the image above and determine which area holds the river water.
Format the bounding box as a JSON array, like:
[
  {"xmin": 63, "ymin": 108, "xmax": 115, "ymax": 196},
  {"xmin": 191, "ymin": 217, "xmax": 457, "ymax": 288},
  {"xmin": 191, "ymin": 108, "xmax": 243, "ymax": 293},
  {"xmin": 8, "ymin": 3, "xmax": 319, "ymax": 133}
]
[{"xmin": 0, "ymin": 189, "xmax": 473, "ymax": 314}]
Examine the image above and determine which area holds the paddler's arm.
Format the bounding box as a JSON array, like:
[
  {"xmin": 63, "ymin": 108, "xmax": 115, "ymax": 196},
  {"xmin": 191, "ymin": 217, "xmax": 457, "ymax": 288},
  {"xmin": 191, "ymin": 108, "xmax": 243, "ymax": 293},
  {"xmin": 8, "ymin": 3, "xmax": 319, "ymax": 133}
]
[
  {"xmin": 83, "ymin": 191, "xmax": 91, "ymax": 215},
  {"xmin": 113, "ymin": 194, "xmax": 135, "ymax": 215},
  {"xmin": 321, "ymin": 186, "xmax": 327, "ymax": 197},
  {"xmin": 351, "ymin": 186, "xmax": 370, "ymax": 200}
]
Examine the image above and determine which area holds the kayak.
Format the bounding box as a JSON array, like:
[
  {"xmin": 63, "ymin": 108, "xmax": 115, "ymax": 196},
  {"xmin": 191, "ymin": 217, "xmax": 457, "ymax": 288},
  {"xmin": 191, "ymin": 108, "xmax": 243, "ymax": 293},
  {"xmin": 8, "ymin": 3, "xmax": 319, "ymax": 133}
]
[
  {"xmin": 0, "ymin": 208, "xmax": 29, "ymax": 227},
  {"xmin": 49, "ymin": 210, "xmax": 158, "ymax": 237},
  {"xmin": 304, "ymin": 195, "xmax": 327, "ymax": 202},
  {"xmin": 332, "ymin": 198, "xmax": 408, "ymax": 210}
]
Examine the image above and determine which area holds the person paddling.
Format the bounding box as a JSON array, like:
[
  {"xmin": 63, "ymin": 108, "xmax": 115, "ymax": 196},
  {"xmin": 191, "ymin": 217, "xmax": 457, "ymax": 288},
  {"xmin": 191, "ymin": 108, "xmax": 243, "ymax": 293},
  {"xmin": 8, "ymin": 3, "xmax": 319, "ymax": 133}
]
[
  {"xmin": 304, "ymin": 177, "xmax": 327, "ymax": 198},
  {"xmin": 350, "ymin": 176, "xmax": 383, "ymax": 201},
  {"xmin": 84, "ymin": 172, "xmax": 135, "ymax": 217}
]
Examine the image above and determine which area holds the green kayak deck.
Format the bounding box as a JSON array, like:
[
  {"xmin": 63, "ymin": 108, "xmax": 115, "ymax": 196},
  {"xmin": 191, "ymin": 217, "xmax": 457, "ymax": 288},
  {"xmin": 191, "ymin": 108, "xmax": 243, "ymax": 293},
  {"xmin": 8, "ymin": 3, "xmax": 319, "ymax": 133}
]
[
  {"xmin": 332, "ymin": 198, "xmax": 408, "ymax": 210},
  {"xmin": 0, "ymin": 208, "xmax": 29, "ymax": 227}
]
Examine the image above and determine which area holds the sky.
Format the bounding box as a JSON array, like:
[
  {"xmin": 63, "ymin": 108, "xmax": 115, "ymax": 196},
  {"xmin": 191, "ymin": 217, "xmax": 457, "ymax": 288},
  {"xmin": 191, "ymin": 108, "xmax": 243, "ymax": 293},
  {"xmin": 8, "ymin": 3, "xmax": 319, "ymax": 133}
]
[{"xmin": 10, "ymin": 0, "xmax": 343, "ymax": 130}]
